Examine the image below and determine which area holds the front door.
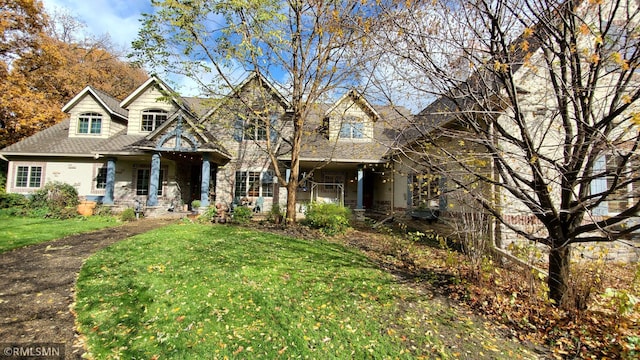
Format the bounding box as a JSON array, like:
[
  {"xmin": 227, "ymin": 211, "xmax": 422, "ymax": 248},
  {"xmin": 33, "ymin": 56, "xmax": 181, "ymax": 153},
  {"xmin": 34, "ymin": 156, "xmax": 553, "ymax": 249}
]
[{"xmin": 363, "ymin": 170, "xmax": 375, "ymax": 209}]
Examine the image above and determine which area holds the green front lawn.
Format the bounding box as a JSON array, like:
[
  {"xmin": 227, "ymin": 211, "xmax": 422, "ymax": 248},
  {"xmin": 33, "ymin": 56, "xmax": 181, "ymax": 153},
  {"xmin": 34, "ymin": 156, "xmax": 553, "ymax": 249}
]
[
  {"xmin": 76, "ymin": 224, "xmax": 533, "ymax": 359},
  {"xmin": 0, "ymin": 215, "xmax": 119, "ymax": 253}
]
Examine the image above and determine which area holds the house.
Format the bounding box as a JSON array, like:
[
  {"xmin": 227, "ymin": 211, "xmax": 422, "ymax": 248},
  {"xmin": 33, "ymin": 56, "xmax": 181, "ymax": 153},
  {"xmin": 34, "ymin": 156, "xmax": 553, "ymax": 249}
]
[
  {"xmin": 4, "ymin": 2, "xmax": 635, "ymax": 265},
  {"xmin": 393, "ymin": 0, "xmax": 640, "ymax": 262},
  {"xmin": 0, "ymin": 71, "xmax": 415, "ymax": 219},
  {"xmin": 287, "ymin": 89, "xmax": 412, "ymax": 218}
]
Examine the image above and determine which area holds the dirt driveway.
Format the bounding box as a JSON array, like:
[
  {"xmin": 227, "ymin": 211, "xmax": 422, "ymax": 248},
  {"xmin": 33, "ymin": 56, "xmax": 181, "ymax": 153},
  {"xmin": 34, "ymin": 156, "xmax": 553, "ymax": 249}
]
[{"xmin": 0, "ymin": 218, "xmax": 174, "ymax": 360}]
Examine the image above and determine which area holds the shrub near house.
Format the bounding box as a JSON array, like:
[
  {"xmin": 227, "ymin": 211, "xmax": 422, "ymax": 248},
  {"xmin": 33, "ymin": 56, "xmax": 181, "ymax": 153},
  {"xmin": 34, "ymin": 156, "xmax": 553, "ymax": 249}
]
[{"xmin": 304, "ymin": 202, "xmax": 351, "ymax": 235}]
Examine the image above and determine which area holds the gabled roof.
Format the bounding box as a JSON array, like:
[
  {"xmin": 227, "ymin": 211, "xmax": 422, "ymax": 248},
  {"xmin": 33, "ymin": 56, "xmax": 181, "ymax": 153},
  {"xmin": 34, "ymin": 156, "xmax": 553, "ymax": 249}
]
[
  {"xmin": 61, "ymin": 86, "xmax": 128, "ymax": 121},
  {"xmin": 238, "ymin": 71, "xmax": 290, "ymax": 109},
  {"xmin": 287, "ymin": 103, "xmax": 411, "ymax": 163},
  {"xmin": 405, "ymin": 0, "xmax": 563, "ymax": 147},
  {"xmin": 324, "ymin": 88, "xmax": 381, "ymax": 121},
  {"xmin": 413, "ymin": 0, "xmax": 578, "ymax": 118},
  {"xmin": 201, "ymin": 71, "xmax": 290, "ymax": 120},
  {"xmin": 129, "ymin": 109, "xmax": 231, "ymax": 160},
  {"xmin": 120, "ymin": 75, "xmax": 197, "ymax": 118}
]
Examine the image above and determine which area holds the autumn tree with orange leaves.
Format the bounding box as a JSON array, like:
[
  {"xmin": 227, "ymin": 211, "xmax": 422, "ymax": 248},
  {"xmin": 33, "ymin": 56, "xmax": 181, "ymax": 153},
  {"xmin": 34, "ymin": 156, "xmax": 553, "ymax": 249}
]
[{"xmin": 0, "ymin": 0, "xmax": 147, "ymax": 149}]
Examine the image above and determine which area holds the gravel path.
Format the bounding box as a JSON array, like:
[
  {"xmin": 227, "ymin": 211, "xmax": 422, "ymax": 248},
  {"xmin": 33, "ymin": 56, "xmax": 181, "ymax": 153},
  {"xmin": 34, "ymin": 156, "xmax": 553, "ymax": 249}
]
[{"xmin": 0, "ymin": 219, "xmax": 174, "ymax": 359}]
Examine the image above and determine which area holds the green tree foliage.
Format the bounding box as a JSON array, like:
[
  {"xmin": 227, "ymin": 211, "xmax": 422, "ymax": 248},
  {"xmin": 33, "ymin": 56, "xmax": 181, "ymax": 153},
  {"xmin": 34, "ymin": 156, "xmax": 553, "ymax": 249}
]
[
  {"xmin": 119, "ymin": 208, "xmax": 137, "ymax": 222},
  {"xmin": 232, "ymin": 205, "xmax": 253, "ymax": 224},
  {"xmin": 304, "ymin": 202, "xmax": 351, "ymax": 235},
  {"xmin": 29, "ymin": 181, "xmax": 79, "ymax": 219}
]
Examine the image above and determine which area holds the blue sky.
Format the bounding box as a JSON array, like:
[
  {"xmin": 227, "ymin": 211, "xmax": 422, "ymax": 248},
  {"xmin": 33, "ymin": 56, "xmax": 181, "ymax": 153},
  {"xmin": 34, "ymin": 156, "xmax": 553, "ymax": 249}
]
[
  {"xmin": 41, "ymin": 0, "xmax": 207, "ymax": 95},
  {"xmin": 41, "ymin": 0, "xmax": 150, "ymax": 51},
  {"xmin": 38, "ymin": 0, "xmax": 422, "ymax": 110}
]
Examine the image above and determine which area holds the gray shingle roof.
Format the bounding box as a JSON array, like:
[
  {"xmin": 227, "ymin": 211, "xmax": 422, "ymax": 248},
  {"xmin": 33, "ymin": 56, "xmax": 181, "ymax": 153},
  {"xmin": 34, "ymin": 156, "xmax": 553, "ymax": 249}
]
[
  {"xmin": 295, "ymin": 104, "xmax": 412, "ymax": 162},
  {"xmin": 89, "ymin": 86, "xmax": 128, "ymax": 119},
  {"xmin": 0, "ymin": 119, "xmax": 144, "ymax": 155}
]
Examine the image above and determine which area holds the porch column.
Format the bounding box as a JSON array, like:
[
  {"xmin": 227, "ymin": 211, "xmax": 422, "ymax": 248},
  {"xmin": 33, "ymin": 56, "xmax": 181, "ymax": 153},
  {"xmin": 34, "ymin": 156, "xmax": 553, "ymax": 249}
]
[
  {"xmin": 147, "ymin": 152, "xmax": 160, "ymax": 206},
  {"xmin": 103, "ymin": 157, "xmax": 116, "ymax": 205},
  {"xmin": 356, "ymin": 165, "xmax": 364, "ymax": 209},
  {"xmin": 353, "ymin": 165, "xmax": 365, "ymax": 221},
  {"xmin": 200, "ymin": 154, "xmax": 210, "ymax": 207}
]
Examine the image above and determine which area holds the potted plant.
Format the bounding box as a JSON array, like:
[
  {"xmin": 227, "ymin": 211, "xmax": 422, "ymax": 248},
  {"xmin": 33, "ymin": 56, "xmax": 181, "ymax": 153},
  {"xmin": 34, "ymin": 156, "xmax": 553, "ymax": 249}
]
[{"xmin": 191, "ymin": 200, "xmax": 201, "ymax": 213}]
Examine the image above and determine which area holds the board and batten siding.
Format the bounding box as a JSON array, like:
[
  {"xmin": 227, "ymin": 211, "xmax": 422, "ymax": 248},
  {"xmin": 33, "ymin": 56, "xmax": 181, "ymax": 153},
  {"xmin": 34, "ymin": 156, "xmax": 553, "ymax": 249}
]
[
  {"xmin": 125, "ymin": 86, "xmax": 177, "ymax": 136},
  {"xmin": 67, "ymin": 94, "xmax": 125, "ymax": 138},
  {"xmin": 327, "ymin": 99, "xmax": 374, "ymax": 142}
]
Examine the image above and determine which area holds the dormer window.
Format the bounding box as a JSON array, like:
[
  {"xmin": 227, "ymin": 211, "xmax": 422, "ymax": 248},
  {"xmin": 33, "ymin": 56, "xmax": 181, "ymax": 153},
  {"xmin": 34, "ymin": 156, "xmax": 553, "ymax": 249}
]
[
  {"xmin": 78, "ymin": 112, "xmax": 102, "ymax": 134},
  {"xmin": 339, "ymin": 116, "xmax": 364, "ymax": 139},
  {"xmin": 141, "ymin": 109, "xmax": 168, "ymax": 132}
]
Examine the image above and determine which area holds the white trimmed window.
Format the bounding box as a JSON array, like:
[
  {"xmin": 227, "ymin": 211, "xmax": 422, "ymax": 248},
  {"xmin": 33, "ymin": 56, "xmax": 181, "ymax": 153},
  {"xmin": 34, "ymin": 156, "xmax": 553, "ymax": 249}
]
[
  {"xmin": 15, "ymin": 165, "xmax": 43, "ymax": 188},
  {"xmin": 135, "ymin": 167, "xmax": 166, "ymax": 196},
  {"xmin": 78, "ymin": 112, "xmax": 102, "ymax": 134},
  {"xmin": 339, "ymin": 116, "xmax": 364, "ymax": 139},
  {"xmin": 410, "ymin": 173, "xmax": 441, "ymax": 208},
  {"xmin": 234, "ymin": 171, "xmax": 274, "ymax": 198},
  {"xmin": 261, "ymin": 171, "xmax": 275, "ymax": 197},
  {"xmin": 244, "ymin": 118, "xmax": 267, "ymax": 141},
  {"xmin": 141, "ymin": 109, "xmax": 168, "ymax": 132},
  {"xmin": 96, "ymin": 167, "xmax": 107, "ymax": 190}
]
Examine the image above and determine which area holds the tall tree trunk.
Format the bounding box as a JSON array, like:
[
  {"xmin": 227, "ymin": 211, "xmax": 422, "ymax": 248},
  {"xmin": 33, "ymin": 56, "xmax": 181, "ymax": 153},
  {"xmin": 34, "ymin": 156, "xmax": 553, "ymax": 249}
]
[
  {"xmin": 548, "ymin": 243, "xmax": 571, "ymax": 306},
  {"xmin": 285, "ymin": 115, "xmax": 303, "ymax": 224},
  {"xmin": 285, "ymin": 174, "xmax": 298, "ymax": 224}
]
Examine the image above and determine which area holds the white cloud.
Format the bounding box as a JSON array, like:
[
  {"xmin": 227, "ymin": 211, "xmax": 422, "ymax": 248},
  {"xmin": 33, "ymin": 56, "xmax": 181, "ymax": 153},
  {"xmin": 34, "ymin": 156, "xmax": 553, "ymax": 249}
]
[
  {"xmin": 38, "ymin": 0, "xmax": 243, "ymax": 98},
  {"xmin": 41, "ymin": 0, "xmax": 149, "ymax": 51}
]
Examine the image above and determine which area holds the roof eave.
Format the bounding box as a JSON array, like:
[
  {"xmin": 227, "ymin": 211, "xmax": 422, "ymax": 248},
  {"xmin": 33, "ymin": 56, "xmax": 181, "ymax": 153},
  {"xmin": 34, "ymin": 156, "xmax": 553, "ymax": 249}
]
[
  {"xmin": 62, "ymin": 87, "xmax": 128, "ymax": 120},
  {"xmin": 0, "ymin": 152, "xmax": 100, "ymax": 158},
  {"xmin": 277, "ymin": 155, "xmax": 387, "ymax": 164},
  {"xmin": 120, "ymin": 77, "xmax": 157, "ymax": 108}
]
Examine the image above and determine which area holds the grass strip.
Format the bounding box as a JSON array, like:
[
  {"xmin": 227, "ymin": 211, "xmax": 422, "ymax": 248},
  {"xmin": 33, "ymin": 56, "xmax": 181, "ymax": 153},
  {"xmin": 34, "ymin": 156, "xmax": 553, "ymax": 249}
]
[{"xmin": 0, "ymin": 215, "xmax": 119, "ymax": 253}]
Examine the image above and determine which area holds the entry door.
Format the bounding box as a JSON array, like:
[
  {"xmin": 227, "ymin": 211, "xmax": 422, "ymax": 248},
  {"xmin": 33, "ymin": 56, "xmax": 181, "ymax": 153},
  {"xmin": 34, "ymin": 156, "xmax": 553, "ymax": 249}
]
[{"xmin": 363, "ymin": 170, "xmax": 375, "ymax": 209}]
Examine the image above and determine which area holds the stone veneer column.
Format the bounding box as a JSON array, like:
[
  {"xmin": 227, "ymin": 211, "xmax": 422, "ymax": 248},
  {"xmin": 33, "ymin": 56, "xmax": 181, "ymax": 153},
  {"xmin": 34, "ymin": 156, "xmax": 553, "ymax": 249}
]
[
  {"xmin": 200, "ymin": 154, "xmax": 210, "ymax": 207},
  {"xmin": 147, "ymin": 153, "xmax": 160, "ymax": 206},
  {"xmin": 103, "ymin": 158, "xmax": 116, "ymax": 205}
]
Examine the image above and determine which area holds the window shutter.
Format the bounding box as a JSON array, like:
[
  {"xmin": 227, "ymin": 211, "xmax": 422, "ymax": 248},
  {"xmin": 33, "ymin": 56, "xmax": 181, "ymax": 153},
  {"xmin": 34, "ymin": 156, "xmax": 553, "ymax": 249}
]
[
  {"xmin": 270, "ymin": 114, "xmax": 278, "ymax": 143},
  {"xmin": 262, "ymin": 171, "xmax": 274, "ymax": 184},
  {"xmin": 233, "ymin": 117, "xmax": 243, "ymax": 142},
  {"xmin": 407, "ymin": 175, "xmax": 413, "ymax": 206},
  {"xmin": 591, "ymin": 155, "xmax": 608, "ymax": 216}
]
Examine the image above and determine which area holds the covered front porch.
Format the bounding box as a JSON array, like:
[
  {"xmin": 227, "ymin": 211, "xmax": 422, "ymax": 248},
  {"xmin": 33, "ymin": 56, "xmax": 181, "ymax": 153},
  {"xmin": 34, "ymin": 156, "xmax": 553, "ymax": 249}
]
[
  {"xmin": 293, "ymin": 161, "xmax": 395, "ymax": 219},
  {"xmin": 96, "ymin": 149, "xmax": 228, "ymax": 216}
]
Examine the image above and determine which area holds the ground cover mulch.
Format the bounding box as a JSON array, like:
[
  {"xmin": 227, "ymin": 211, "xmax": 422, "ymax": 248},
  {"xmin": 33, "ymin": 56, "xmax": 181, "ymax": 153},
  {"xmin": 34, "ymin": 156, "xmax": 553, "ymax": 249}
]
[{"xmin": 0, "ymin": 218, "xmax": 174, "ymax": 360}]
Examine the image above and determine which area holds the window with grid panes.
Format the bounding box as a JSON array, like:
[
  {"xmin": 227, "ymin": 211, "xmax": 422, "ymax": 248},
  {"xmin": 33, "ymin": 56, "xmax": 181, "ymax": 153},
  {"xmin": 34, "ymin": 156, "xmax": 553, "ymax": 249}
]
[
  {"xmin": 141, "ymin": 110, "xmax": 168, "ymax": 132},
  {"xmin": 78, "ymin": 112, "xmax": 102, "ymax": 134},
  {"xmin": 15, "ymin": 166, "xmax": 42, "ymax": 188}
]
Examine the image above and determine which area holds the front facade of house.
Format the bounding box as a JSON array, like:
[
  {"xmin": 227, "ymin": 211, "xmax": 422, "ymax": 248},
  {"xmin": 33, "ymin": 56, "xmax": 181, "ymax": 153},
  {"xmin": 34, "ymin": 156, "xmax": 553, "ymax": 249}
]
[{"xmin": 0, "ymin": 73, "xmax": 419, "ymax": 218}]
